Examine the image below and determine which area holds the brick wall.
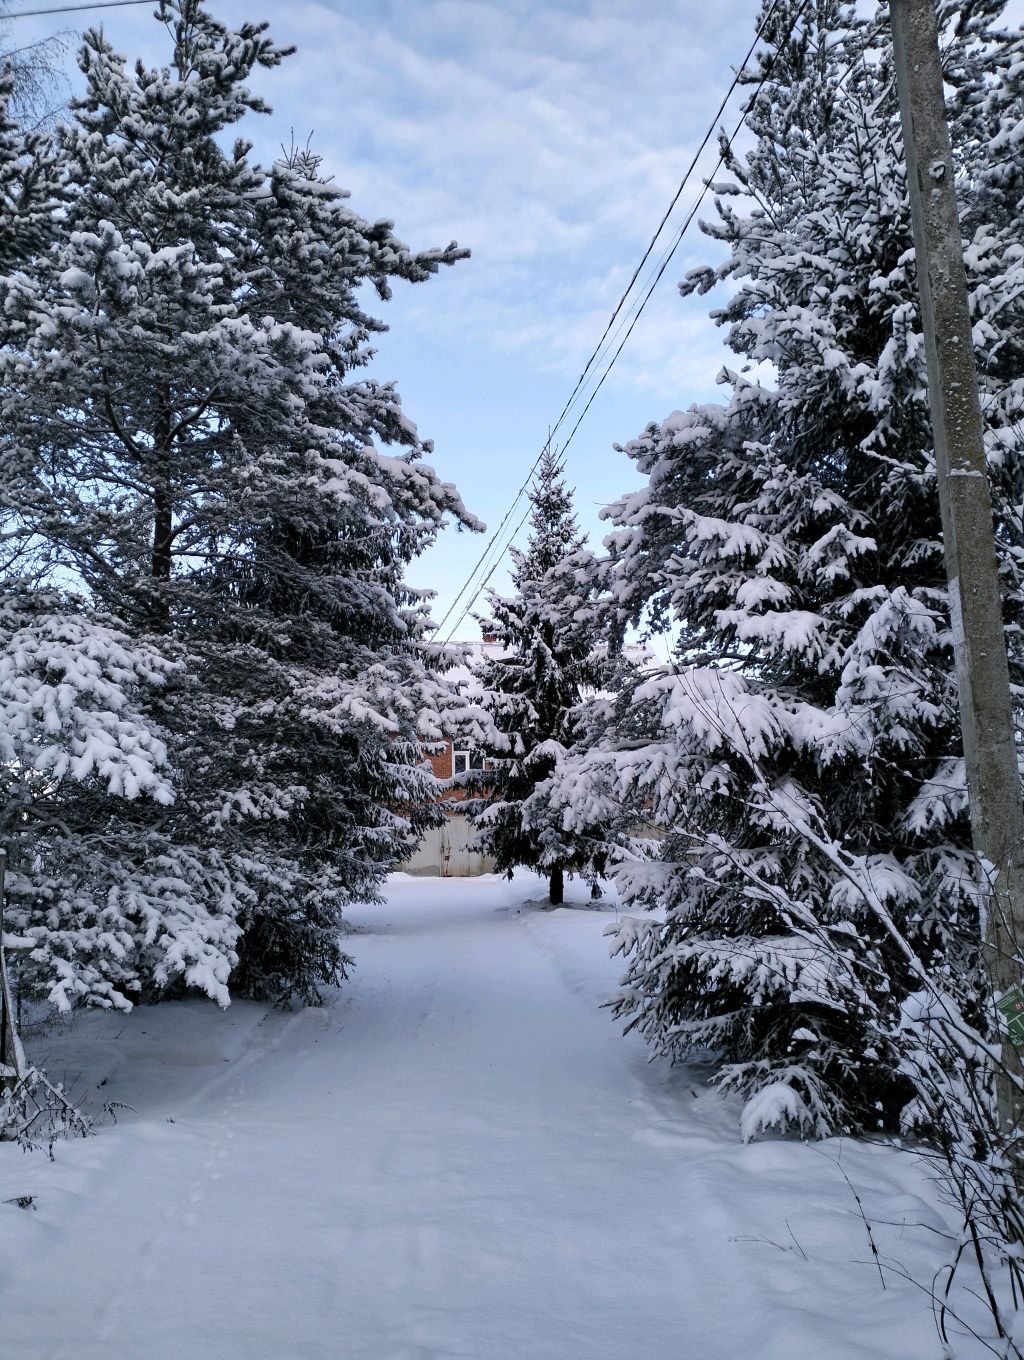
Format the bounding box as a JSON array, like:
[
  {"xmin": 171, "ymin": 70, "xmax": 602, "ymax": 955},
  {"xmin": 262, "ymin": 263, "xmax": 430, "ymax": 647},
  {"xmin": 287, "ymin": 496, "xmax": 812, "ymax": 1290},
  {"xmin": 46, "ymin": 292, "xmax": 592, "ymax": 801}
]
[{"xmin": 426, "ymin": 741, "xmax": 454, "ymax": 780}]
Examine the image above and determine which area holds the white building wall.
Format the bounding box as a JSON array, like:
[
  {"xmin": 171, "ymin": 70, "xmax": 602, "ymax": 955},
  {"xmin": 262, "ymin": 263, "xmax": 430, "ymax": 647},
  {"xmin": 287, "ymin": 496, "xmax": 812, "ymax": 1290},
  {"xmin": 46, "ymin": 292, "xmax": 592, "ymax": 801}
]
[{"xmin": 401, "ymin": 816, "xmax": 497, "ymax": 877}]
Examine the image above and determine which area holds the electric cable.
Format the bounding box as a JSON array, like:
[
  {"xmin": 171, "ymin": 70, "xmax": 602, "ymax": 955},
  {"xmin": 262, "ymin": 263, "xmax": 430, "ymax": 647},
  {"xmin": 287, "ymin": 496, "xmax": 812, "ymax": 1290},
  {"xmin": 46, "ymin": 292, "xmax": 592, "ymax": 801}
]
[
  {"xmin": 427, "ymin": 0, "xmax": 795, "ymax": 643},
  {"xmin": 4, "ymin": 0, "xmax": 151, "ymax": 18},
  {"xmin": 437, "ymin": 1, "xmax": 830, "ymax": 644}
]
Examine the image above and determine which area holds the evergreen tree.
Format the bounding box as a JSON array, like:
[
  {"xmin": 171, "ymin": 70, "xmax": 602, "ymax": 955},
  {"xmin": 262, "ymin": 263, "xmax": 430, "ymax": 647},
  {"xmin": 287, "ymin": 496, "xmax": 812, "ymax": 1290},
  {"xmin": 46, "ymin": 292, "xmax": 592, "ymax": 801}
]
[
  {"xmin": 553, "ymin": 0, "xmax": 1024, "ymax": 1137},
  {"xmin": 0, "ymin": 591, "xmax": 188, "ymax": 1011},
  {"xmin": 470, "ymin": 450, "xmax": 605, "ymax": 905},
  {"xmin": 0, "ymin": 1, "xmax": 474, "ymax": 1009}
]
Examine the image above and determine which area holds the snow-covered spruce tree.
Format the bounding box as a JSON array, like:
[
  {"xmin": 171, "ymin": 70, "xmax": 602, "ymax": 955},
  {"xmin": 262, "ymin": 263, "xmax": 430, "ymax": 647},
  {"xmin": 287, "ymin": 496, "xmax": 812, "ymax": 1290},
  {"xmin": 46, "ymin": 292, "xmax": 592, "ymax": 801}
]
[
  {"xmin": 558, "ymin": 0, "xmax": 1024, "ymax": 1137},
  {"xmin": 0, "ymin": 58, "xmax": 177, "ymax": 1012},
  {"xmin": 0, "ymin": 1, "xmax": 474, "ymax": 1008},
  {"xmin": 469, "ymin": 450, "xmax": 606, "ymax": 905},
  {"xmin": 0, "ymin": 592, "xmax": 198, "ymax": 1010}
]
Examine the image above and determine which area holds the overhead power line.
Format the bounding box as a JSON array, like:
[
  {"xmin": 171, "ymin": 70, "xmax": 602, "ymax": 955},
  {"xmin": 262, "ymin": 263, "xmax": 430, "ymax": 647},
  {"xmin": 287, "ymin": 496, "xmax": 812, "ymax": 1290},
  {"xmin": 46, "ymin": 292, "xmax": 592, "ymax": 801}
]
[
  {"xmin": 3, "ymin": 0, "xmax": 150, "ymax": 17},
  {"xmin": 545, "ymin": 0, "xmax": 787, "ymax": 455},
  {"xmin": 6, "ymin": 0, "xmax": 825, "ymax": 647},
  {"xmin": 429, "ymin": 3, "xmax": 791, "ymax": 644},
  {"xmin": 435, "ymin": 0, "xmax": 823, "ymax": 646}
]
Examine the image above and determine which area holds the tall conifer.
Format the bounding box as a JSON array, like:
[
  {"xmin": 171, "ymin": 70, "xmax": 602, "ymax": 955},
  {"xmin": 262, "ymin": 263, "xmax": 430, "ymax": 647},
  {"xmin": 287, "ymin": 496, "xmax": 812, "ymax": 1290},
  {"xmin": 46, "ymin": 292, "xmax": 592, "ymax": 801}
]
[
  {"xmin": 0, "ymin": 1, "xmax": 474, "ymax": 1008},
  {"xmin": 471, "ymin": 451, "xmax": 604, "ymax": 905}
]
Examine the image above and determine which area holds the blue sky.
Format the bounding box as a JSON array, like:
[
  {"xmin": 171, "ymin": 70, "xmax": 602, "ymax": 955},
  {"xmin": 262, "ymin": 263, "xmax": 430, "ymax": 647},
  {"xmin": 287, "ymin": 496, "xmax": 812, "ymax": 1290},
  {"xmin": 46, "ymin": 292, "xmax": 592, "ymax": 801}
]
[{"xmin": 8, "ymin": 0, "xmax": 1023, "ymax": 636}]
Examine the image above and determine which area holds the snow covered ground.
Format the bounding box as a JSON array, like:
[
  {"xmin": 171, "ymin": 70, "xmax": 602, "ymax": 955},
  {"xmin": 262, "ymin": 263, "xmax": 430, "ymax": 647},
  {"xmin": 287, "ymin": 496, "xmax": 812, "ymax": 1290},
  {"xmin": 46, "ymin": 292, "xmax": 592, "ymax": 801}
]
[{"xmin": 0, "ymin": 873, "xmax": 985, "ymax": 1359}]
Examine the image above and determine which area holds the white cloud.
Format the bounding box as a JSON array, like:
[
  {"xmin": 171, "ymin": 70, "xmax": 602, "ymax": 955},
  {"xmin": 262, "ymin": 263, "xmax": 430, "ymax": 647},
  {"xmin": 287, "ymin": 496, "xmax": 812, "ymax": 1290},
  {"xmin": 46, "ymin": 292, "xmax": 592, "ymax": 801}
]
[
  {"xmin": 225, "ymin": 0, "xmax": 760, "ymax": 404},
  {"xmin": 11, "ymin": 0, "xmax": 1021, "ymax": 623},
  {"xmin": 2, "ymin": 0, "xmax": 801, "ymax": 407}
]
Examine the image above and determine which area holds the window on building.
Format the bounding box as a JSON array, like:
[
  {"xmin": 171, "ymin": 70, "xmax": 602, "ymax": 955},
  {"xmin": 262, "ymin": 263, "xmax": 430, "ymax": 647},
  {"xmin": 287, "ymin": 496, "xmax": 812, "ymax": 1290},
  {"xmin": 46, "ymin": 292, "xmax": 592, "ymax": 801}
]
[{"xmin": 452, "ymin": 748, "xmax": 485, "ymax": 775}]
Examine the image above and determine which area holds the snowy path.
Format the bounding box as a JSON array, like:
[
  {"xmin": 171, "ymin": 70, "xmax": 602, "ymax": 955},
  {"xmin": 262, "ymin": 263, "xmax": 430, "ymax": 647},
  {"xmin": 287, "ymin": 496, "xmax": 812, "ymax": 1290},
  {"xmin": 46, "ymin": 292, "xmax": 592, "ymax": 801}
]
[{"xmin": 0, "ymin": 875, "xmax": 964, "ymax": 1359}]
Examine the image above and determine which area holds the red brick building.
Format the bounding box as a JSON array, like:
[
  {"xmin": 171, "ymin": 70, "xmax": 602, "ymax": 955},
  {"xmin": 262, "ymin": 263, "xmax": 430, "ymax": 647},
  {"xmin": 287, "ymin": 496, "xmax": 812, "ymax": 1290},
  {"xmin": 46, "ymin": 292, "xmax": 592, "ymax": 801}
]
[{"xmin": 402, "ymin": 641, "xmax": 499, "ymax": 875}]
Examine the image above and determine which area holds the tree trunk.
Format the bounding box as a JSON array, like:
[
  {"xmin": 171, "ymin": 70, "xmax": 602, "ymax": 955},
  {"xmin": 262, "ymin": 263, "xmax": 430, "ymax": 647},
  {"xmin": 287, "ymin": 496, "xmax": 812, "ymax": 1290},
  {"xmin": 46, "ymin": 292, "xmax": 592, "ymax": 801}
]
[
  {"xmin": 152, "ymin": 482, "xmax": 172, "ymax": 582},
  {"xmin": 549, "ymin": 863, "xmax": 563, "ymax": 906},
  {"xmin": 151, "ymin": 391, "xmax": 173, "ymax": 628}
]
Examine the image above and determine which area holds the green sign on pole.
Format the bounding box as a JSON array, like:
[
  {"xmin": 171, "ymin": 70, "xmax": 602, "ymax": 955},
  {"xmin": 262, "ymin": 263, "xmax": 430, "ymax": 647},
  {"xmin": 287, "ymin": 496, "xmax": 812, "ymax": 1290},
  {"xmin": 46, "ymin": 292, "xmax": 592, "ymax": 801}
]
[{"xmin": 996, "ymin": 987, "xmax": 1024, "ymax": 1048}]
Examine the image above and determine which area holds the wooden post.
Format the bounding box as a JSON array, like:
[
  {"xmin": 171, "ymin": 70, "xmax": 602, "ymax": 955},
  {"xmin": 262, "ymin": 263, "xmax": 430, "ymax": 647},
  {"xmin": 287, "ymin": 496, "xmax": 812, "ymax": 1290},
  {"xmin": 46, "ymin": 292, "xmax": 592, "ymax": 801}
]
[
  {"xmin": 1, "ymin": 848, "xmax": 7, "ymax": 1069},
  {"xmin": 549, "ymin": 863, "xmax": 564, "ymax": 907},
  {"xmin": 0, "ymin": 848, "xmax": 15, "ymax": 1083},
  {"xmin": 0, "ymin": 849, "xmax": 28, "ymax": 1089},
  {"xmin": 890, "ymin": 0, "xmax": 1024, "ymax": 1130}
]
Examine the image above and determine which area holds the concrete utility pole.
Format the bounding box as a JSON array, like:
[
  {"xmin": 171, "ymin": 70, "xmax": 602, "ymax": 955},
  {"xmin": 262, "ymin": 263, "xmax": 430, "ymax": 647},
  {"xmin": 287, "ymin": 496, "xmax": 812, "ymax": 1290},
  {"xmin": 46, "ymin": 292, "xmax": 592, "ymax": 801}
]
[{"xmin": 890, "ymin": 0, "xmax": 1024, "ymax": 1131}]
